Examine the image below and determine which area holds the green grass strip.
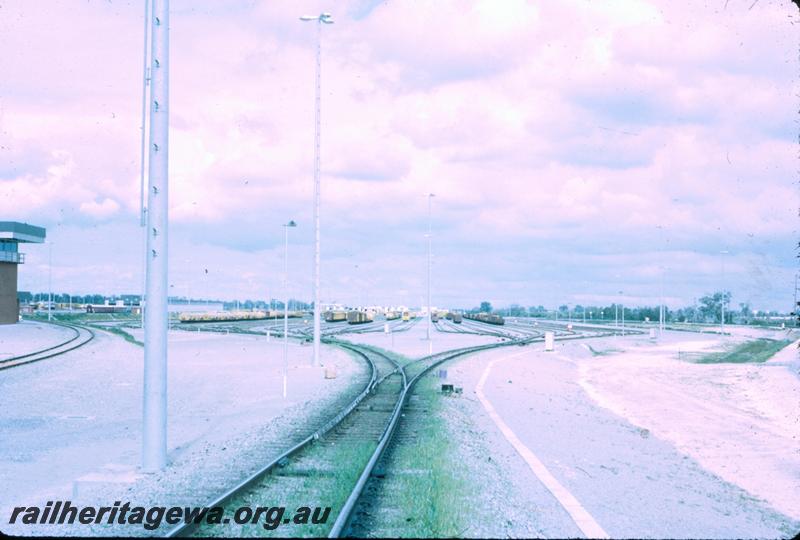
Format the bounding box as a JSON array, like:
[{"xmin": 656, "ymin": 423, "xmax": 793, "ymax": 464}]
[{"xmin": 696, "ymin": 338, "xmax": 793, "ymax": 364}]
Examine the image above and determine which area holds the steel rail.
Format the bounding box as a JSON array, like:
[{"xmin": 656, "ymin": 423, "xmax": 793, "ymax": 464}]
[
  {"xmin": 0, "ymin": 321, "xmax": 95, "ymax": 371},
  {"xmin": 330, "ymin": 323, "xmax": 644, "ymax": 536},
  {"xmin": 163, "ymin": 342, "xmax": 396, "ymax": 538}
]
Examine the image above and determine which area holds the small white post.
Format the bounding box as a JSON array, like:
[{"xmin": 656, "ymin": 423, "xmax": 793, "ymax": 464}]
[{"xmin": 545, "ymin": 331, "xmax": 554, "ymax": 351}]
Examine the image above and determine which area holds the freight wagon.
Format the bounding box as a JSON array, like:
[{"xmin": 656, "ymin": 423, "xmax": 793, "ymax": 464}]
[
  {"xmin": 324, "ymin": 310, "xmax": 348, "ymax": 323},
  {"xmin": 347, "ymin": 310, "xmax": 373, "ymax": 324},
  {"xmin": 464, "ymin": 312, "xmax": 505, "ymax": 325}
]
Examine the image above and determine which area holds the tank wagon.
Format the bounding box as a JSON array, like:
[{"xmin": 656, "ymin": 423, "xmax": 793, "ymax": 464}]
[
  {"xmin": 324, "ymin": 310, "xmax": 348, "ymax": 323},
  {"xmin": 464, "ymin": 312, "xmax": 505, "ymax": 325},
  {"xmin": 347, "ymin": 310, "xmax": 373, "ymax": 325}
]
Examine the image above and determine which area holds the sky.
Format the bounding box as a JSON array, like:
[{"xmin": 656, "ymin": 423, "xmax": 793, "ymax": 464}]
[{"xmin": 1, "ymin": 0, "xmax": 798, "ymax": 312}]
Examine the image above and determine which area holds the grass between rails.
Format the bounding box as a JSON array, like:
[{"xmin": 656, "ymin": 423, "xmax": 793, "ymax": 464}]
[
  {"xmin": 585, "ymin": 344, "xmax": 622, "ymax": 356},
  {"xmin": 694, "ymin": 338, "xmax": 793, "ymax": 364},
  {"xmin": 203, "ymin": 440, "xmax": 377, "ymax": 538},
  {"xmin": 371, "ymin": 376, "xmax": 468, "ymax": 537},
  {"xmin": 94, "ymin": 324, "xmax": 143, "ymax": 347},
  {"xmin": 29, "ymin": 313, "xmax": 146, "ymax": 346}
]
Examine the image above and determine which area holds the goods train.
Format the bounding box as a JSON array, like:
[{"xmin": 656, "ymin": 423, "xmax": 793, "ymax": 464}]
[
  {"xmin": 324, "ymin": 310, "xmax": 348, "ymax": 323},
  {"xmin": 86, "ymin": 304, "xmax": 131, "ymax": 314},
  {"xmin": 431, "ymin": 313, "xmax": 440, "ymax": 323},
  {"xmin": 464, "ymin": 312, "xmax": 505, "ymax": 325},
  {"xmin": 385, "ymin": 311, "xmax": 400, "ymax": 321},
  {"xmin": 347, "ymin": 310, "xmax": 373, "ymax": 324},
  {"xmin": 178, "ymin": 310, "xmax": 301, "ymax": 323}
]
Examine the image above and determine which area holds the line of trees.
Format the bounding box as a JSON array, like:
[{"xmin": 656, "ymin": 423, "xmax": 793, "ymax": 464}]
[
  {"xmin": 476, "ymin": 291, "xmax": 785, "ymax": 324},
  {"xmin": 18, "ymin": 291, "xmax": 313, "ymax": 312}
]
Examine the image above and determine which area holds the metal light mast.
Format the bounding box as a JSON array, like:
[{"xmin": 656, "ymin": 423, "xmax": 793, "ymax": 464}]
[
  {"xmin": 139, "ymin": 0, "xmax": 151, "ymax": 329},
  {"xmin": 426, "ymin": 193, "xmax": 435, "ymax": 341},
  {"xmin": 283, "ymin": 220, "xmax": 297, "ymax": 398},
  {"xmin": 48, "ymin": 242, "xmax": 52, "ymax": 321},
  {"xmin": 720, "ymin": 250, "xmax": 728, "ymax": 334},
  {"xmin": 300, "ymin": 12, "xmax": 333, "ymax": 366},
  {"xmin": 142, "ymin": 0, "xmax": 169, "ymax": 472}
]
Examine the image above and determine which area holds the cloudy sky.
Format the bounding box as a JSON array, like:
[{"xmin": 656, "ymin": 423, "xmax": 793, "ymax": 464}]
[{"xmin": 1, "ymin": 0, "xmax": 797, "ymax": 311}]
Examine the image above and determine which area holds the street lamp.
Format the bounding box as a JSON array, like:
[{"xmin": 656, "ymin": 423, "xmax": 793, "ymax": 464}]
[
  {"xmin": 283, "ymin": 220, "xmax": 297, "ymax": 399},
  {"xmin": 142, "ymin": 0, "xmax": 170, "ymax": 472},
  {"xmin": 48, "ymin": 241, "xmax": 53, "ymax": 321},
  {"xmin": 619, "ymin": 290, "xmax": 625, "ymax": 337},
  {"xmin": 300, "ymin": 12, "xmax": 333, "ymax": 367},
  {"xmin": 720, "ymin": 250, "xmax": 729, "ymax": 334},
  {"xmin": 426, "ymin": 193, "xmax": 435, "ymax": 341},
  {"xmin": 656, "ymin": 224, "xmax": 666, "ymax": 337}
]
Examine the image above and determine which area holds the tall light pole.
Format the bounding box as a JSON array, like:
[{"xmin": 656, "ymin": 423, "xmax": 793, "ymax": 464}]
[
  {"xmin": 426, "ymin": 193, "xmax": 435, "ymax": 341},
  {"xmin": 48, "ymin": 241, "xmax": 53, "ymax": 321},
  {"xmin": 283, "ymin": 221, "xmax": 297, "ymax": 399},
  {"xmin": 139, "ymin": 0, "xmax": 151, "ymax": 331},
  {"xmin": 300, "ymin": 12, "xmax": 333, "ymax": 367},
  {"xmin": 142, "ymin": 0, "xmax": 169, "ymax": 472},
  {"xmin": 620, "ymin": 291, "xmax": 625, "ymax": 336},
  {"xmin": 656, "ymin": 225, "xmax": 666, "ymax": 337},
  {"xmin": 720, "ymin": 250, "xmax": 729, "ymax": 334}
]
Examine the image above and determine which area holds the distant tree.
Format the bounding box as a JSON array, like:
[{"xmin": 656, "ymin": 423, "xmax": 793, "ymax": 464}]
[
  {"xmin": 699, "ymin": 291, "xmax": 732, "ymax": 323},
  {"xmin": 479, "ymin": 301, "xmax": 492, "ymax": 313},
  {"xmin": 739, "ymin": 303, "xmax": 752, "ymax": 324}
]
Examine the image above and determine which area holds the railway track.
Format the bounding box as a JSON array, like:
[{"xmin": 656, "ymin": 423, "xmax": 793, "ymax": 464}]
[
  {"xmin": 164, "ymin": 335, "xmax": 530, "ymax": 538},
  {"xmin": 162, "ymin": 315, "xmax": 636, "ymax": 537},
  {"xmin": 165, "ymin": 342, "xmax": 403, "ymax": 538},
  {"xmin": 0, "ymin": 321, "xmax": 95, "ymax": 371}
]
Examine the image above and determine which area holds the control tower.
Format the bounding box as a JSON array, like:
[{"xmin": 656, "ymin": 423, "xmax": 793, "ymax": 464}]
[{"xmin": 0, "ymin": 222, "xmax": 46, "ymax": 324}]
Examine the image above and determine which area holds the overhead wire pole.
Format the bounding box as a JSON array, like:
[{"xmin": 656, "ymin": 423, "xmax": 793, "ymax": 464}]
[
  {"xmin": 656, "ymin": 224, "xmax": 665, "ymax": 337},
  {"xmin": 720, "ymin": 249, "xmax": 728, "ymax": 335},
  {"xmin": 300, "ymin": 12, "xmax": 333, "ymax": 367},
  {"xmin": 142, "ymin": 0, "xmax": 169, "ymax": 472},
  {"xmin": 48, "ymin": 242, "xmax": 52, "ymax": 321},
  {"xmin": 283, "ymin": 220, "xmax": 297, "ymax": 399},
  {"xmin": 426, "ymin": 193, "xmax": 435, "ymax": 343},
  {"xmin": 139, "ymin": 0, "xmax": 151, "ymax": 329}
]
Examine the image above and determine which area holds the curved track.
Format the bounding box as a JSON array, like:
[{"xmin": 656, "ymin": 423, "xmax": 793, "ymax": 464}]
[
  {"xmin": 0, "ymin": 321, "xmax": 95, "ymax": 371},
  {"xmin": 163, "ymin": 314, "xmax": 639, "ymax": 537},
  {"xmin": 165, "ymin": 342, "xmax": 403, "ymax": 538}
]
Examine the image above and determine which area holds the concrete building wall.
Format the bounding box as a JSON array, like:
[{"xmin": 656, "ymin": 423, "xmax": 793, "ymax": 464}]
[{"xmin": 0, "ymin": 262, "xmax": 19, "ymax": 324}]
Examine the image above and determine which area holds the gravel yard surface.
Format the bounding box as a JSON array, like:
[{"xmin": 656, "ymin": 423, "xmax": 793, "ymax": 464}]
[
  {"xmin": 1, "ymin": 327, "xmax": 365, "ymax": 536},
  {"xmin": 342, "ymin": 319, "xmax": 503, "ymax": 359},
  {"xmin": 426, "ymin": 332, "xmax": 798, "ymax": 538},
  {"xmin": 0, "ymin": 320, "xmax": 75, "ymax": 360}
]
